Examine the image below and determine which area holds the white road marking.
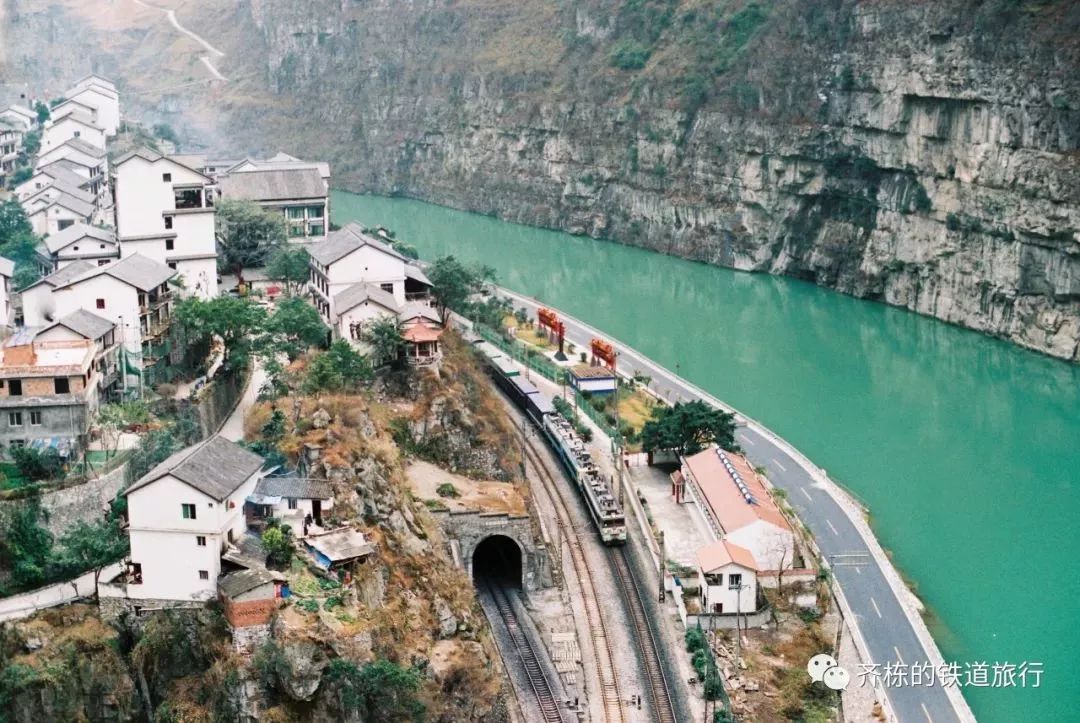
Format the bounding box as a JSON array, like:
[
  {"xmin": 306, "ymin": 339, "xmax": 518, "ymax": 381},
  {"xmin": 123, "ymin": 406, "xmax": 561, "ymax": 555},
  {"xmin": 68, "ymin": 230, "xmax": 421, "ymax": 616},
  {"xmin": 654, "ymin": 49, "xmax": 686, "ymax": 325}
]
[
  {"xmin": 894, "ymin": 646, "xmax": 905, "ymax": 665},
  {"xmin": 870, "ymin": 597, "xmax": 882, "ymax": 618},
  {"xmin": 742, "ymin": 436, "xmax": 756, "ymax": 446},
  {"xmin": 853, "ymin": 566, "xmax": 861, "ymax": 575},
  {"xmin": 772, "ymin": 458, "xmax": 787, "ymax": 472},
  {"xmin": 826, "ymin": 519, "xmax": 839, "ymax": 536},
  {"xmin": 921, "ymin": 702, "xmax": 934, "ymax": 722},
  {"xmin": 800, "ymin": 487, "xmax": 813, "ymax": 502}
]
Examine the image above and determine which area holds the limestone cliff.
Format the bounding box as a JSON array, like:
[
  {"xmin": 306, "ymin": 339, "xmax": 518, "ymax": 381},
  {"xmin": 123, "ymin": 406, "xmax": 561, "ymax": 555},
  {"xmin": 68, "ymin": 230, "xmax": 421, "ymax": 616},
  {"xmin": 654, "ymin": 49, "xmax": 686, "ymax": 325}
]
[{"xmin": 2, "ymin": 0, "xmax": 1078, "ymax": 359}]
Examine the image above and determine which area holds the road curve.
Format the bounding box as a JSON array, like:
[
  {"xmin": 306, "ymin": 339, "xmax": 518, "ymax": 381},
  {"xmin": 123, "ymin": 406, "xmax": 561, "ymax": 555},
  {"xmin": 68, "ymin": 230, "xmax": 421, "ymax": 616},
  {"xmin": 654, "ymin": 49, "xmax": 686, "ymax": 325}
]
[{"xmin": 494, "ymin": 286, "xmax": 976, "ymax": 723}]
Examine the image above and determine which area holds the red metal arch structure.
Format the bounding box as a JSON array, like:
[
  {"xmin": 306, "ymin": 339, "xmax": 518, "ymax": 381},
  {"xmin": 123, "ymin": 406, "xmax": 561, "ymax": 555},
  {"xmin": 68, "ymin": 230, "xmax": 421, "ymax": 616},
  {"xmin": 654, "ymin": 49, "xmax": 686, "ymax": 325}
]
[
  {"xmin": 590, "ymin": 338, "xmax": 616, "ymax": 372},
  {"xmin": 538, "ymin": 307, "xmax": 568, "ymax": 360}
]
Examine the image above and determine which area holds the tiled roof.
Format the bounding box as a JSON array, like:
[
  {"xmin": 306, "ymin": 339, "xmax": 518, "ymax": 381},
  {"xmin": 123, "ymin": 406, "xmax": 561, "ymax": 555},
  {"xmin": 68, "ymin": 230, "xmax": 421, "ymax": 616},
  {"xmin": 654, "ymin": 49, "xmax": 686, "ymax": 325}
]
[
  {"xmin": 255, "ymin": 475, "xmax": 333, "ymax": 500},
  {"xmin": 404, "ymin": 264, "xmax": 432, "ymax": 286},
  {"xmin": 402, "ymin": 324, "xmax": 444, "ymax": 343},
  {"xmin": 27, "ymin": 191, "xmax": 94, "ymax": 218},
  {"xmin": 22, "ymin": 259, "xmax": 95, "ymax": 291},
  {"xmin": 218, "ymin": 167, "xmax": 326, "ymax": 202},
  {"xmin": 44, "ymin": 309, "xmax": 114, "ymax": 341},
  {"xmin": 697, "ymin": 539, "xmax": 759, "ymax": 573},
  {"xmin": 41, "ymin": 223, "xmax": 115, "ymax": 254},
  {"xmin": 683, "ymin": 445, "xmax": 792, "ymax": 534},
  {"xmin": 59, "ymin": 253, "xmax": 175, "ymax": 292},
  {"xmin": 125, "ymin": 435, "xmax": 265, "ymax": 501},
  {"xmin": 218, "ymin": 568, "xmax": 279, "ymax": 598},
  {"xmin": 60, "ymin": 137, "xmax": 106, "ymax": 158},
  {"xmin": 569, "ymin": 364, "xmax": 617, "ymax": 379},
  {"xmin": 333, "ymin": 283, "xmax": 399, "ymax": 316},
  {"xmin": 308, "ymin": 222, "xmax": 407, "ymax": 265}
]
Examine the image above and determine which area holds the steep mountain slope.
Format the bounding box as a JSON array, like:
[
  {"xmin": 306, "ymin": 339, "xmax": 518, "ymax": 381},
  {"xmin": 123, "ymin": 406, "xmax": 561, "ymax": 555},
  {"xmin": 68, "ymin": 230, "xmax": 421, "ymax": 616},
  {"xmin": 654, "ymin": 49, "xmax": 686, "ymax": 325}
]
[{"xmin": 3, "ymin": 0, "xmax": 1078, "ymax": 359}]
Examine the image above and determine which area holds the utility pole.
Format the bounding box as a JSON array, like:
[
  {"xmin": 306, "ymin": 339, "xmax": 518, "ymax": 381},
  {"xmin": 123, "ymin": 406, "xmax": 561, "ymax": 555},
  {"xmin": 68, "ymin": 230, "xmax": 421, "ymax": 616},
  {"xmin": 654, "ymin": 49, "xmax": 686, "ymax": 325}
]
[
  {"xmin": 657, "ymin": 530, "xmax": 666, "ymax": 603},
  {"xmin": 733, "ymin": 581, "xmax": 751, "ymax": 670}
]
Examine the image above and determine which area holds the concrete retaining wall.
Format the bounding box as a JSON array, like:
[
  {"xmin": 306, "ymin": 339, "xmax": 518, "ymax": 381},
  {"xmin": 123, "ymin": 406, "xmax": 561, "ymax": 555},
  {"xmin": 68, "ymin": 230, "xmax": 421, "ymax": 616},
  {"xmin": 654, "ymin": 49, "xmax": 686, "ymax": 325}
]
[{"xmin": 0, "ymin": 462, "xmax": 128, "ymax": 537}]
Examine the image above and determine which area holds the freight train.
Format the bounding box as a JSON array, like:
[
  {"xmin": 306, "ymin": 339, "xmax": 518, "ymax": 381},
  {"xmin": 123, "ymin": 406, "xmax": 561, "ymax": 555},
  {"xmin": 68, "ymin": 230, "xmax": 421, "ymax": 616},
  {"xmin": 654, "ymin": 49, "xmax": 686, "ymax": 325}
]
[{"xmin": 476, "ymin": 341, "xmax": 627, "ymax": 545}]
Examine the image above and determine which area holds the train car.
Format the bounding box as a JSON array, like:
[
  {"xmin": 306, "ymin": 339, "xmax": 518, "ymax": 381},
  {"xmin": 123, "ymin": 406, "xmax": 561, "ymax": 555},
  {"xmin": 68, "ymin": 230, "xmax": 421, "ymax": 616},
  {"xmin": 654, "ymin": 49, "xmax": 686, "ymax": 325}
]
[
  {"xmin": 477, "ymin": 339, "xmax": 626, "ymax": 545},
  {"xmin": 541, "ymin": 413, "xmax": 627, "ymax": 545}
]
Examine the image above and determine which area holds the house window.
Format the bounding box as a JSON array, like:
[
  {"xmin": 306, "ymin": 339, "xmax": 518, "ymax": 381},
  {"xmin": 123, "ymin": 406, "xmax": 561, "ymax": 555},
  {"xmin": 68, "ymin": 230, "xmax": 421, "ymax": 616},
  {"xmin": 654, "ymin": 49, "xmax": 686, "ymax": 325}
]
[
  {"xmin": 380, "ymin": 283, "xmax": 393, "ymax": 294},
  {"xmin": 196, "ymin": 535, "xmax": 206, "ymax": 546},
  {"xmin": 167, "ymin": 262, "xmax": 177, "ymax": 270},
  {"xmin": 307, "ymin": 205, "xmax": 324, "ymax": 219},
  {"xmin": 131, "ymin": 562, "xmax": 142, "ymax": 583},
  {"xmin": 173, "ymin": 188, "xmax": 202, "ymax": 209},
  {"xmin": 96, "ymin": 298, "xmax": 105, "ymax": 309},
  {"xmin": 29, "ymin": 411, "xmax": 41, "ymax": 426},
  {"xmin": 58, "ymin": 219, "xmax": 74, "ymax": 231},
  {"xmin": 712, "ymin": 603, "xmax": 723, "ymax": 613},
  {"xmin": 8, "ymin": 380, "xmax": 21, "ymax": 396},
  {"xmin": 181, "ymin": 503, "xmax": 196, "ymax": 519},
  {"xmin": 728, "ymin": 573, "xmax": 743, "ymax": 590},
  {"xmin": 309, "ymin": 223, "xmax": 324, "ymax": 237},
  {"xmin": 287, "ymin": 498, "xmax": 298, "ymax": 510},
  {"xmin": 165, "ymin": 238, "xmax": 174, "ymax": 251},
  {"xmin": 54, "ymin": 378, "xmax": 70, "ymax": 394},
  {"xmin": 73, "ymin": 130, "xmax": 80, "ymax": 138},
  {"xmin": 198, "ymin": 570, "xmax": 209, "ymax": 580},
  {"xmin": 713, "ymin": 573, "xmax": 724, "ymax": 587},
  {"xmin": 8, "ymin": 412, "xmax": 22, "ymax": 426},
  {"xmin": 288, "ymin": 225, "xmax": 304, "ymax": 238},
  {"xmin": 73, "ymin": 246, "xmax": 80, "ymax": 252},
  {"xmin": 98, "ymin": 260, "xmax": 109, "ymax": 266},
  {"xmin": 164, "ymin": 216, "xmax": 173, "ymax": 230},
  {"xmin": 9, "ymin": 440, "xmax": 25, "ymax": 450},
  {"xmin": 287, "ymin": 206, "xmax": 305, "ymax": 220},
  {"xmin": 162, "ymin": 173, "xmax": 172, "ymax": 182}
]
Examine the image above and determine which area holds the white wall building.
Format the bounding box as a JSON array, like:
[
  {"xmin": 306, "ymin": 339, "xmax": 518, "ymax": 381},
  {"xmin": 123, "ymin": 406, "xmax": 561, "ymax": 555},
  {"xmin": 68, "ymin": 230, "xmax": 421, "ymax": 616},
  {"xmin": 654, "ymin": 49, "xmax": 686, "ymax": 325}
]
[
  {"xmin": 114, "ymin": 149, "xmax": 218, "ymax": 299},
  {"xmin": 115, "ymin": 436, "xmax": 266, "ymax": 602},
  {"xmin": 248, "ymin": 475, "xmax": 335, "ymax": 529},
  {"xmin": 24, "ymin": 192, "xmax": 94, "ymax": 236},
  {"xmin": 65, "ymin": 75, "xmax": 120, "ymax": 137},
  {"xmin": 35, "ymin": 139, "xmax": 108, "ymax": 202},
  {"xmin": 36, "ymin": 223, "xmax": 119, "ymax": 272},
  {"xmin": 217, "ymin": 166, "xmax": 329, "ymax": 243},
  {"xmin": 697, "ymin": 539, "xmax": 759, "ymax": 615},
  {"xmin": 0, "ymin": 105, "xmax": 35, "ymax": 132},
  {"xmin": 307, "ymin": 223, "xmax": 431, "ymax": 322},
  {"xmin": 15, "ymin": 165, "xmax": 94, "ymax": 203},
  {"xmin": 680, "ymin": 446, "xmax": 797, "ymax": 573},
  {"xmin": 40, "ymin": 112, "xmax": 106, "ymax": 153}
]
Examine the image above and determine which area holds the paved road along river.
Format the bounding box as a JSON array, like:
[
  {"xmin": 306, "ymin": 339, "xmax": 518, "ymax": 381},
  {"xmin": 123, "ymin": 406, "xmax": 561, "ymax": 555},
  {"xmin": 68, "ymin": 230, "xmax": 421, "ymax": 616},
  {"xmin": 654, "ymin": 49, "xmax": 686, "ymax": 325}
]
[{"xmin": 333, "ymin": 191, "xmax": 1080, "ymax": 722}]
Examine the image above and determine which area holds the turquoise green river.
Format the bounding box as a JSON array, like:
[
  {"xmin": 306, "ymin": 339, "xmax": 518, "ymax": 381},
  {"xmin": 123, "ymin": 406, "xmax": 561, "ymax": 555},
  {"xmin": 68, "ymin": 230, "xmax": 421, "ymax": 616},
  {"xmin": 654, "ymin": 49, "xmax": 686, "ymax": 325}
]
[{"xmin": 333, "ymin": 191, "xmax": 1078, "ymax": 722}]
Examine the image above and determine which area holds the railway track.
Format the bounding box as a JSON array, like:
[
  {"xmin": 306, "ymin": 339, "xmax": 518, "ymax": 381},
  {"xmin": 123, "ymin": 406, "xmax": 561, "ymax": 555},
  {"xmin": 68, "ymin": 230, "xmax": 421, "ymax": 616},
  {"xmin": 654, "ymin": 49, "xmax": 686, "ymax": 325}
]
[
  {"xmin": 521, "ymin": 436, "xmax": 626, "ymax": 723},
  {"xmin": 485, "ymin": 580, "xmax": 564, "ymax": 722},
  {"xmin": 609, "ymin": 548, "xmax": 678, "ymax": 723}
]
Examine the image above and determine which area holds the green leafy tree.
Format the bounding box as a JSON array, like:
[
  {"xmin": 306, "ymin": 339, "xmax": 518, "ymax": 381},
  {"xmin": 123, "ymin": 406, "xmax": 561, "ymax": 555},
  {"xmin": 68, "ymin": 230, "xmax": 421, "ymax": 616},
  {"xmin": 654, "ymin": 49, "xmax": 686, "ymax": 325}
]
[
  {"xmin": 427, "ymin": 255, "xmax": 496, "ymax": 321},
  {"xmin": 0, "ymin": 198, "xmax": 32, "ymax": 240},
  {"xmin": 323, "ymin": 658, "xmax": 425, "ymax": 721},
  {"xmin": 268, "ymin": 296, "xmax": 327, "ymax": 360},
  {"xmin": 33, "ymin": 101, "xmax": 49, "ymax": 124},
  {"xmin": 9, "ymin": 167, "xmax": 32, "ymax": 187},
  {"xmin": 11, "ymin": 446, "xmax": 64, "ymax": 481},
  {"xmin": 261, "ymin": 408, "xmax": 287, "ymax": 444},
  {"xmin": 216, "ymin": 199, "xmax": 287, "ymax": 273},
  {"xmin": 0, "ymin": 500, "xmax": 54, "ymax": 588},
  {"xmin": 55, "ymin": 516, "xmax": 129, "ymax": 590},
  {"xmin": 362, "ymin": 315, "xmax": 407, "ymax": 370},
  {"xmin": 640, "ymin": 400, "xmax": 738, "ymax": 456},
  {"xmin": 0, "ymin": 199, "xmax": 43, "ymax": 289},
  {"xmin": 152, "ymin": 123, "xmax": 179, "ymax": 145},
  {"xmin": 261, "ymin": 524, "xmax": 295, "ymax": 568},
  {"xmin": 21, "ymin": 130, "xmax": 40, "ymax": 157},
  {"xmin": 175, "ymin": 296, "xmax": 269, "ymax": 366},
  {"xmin": 302, "ymin": 341, "xmax": 372, "ymax": 394},
  {"xmin": 266, "ymin": 245, "xmax": 311, "ymax": 296}
]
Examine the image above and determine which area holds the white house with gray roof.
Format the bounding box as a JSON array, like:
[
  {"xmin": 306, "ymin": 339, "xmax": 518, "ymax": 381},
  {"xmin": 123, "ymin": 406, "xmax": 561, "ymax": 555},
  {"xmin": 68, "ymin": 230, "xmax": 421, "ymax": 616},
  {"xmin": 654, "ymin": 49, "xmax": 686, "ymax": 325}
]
[
  {"xmin": 307, "ymin": 222, "xmax": 432, "ymax": 322},
  {"xmin": 23, "ymin": 188, "xmax": 95, "ymax": 237},
  {"xmin": 35, "ymin": 138, "xmax": 109, "ymax": 204},
  {"xmin": 36, "ymin": 309, "xmax": 121, "ymax": 401},
  {"xmin": 217, "ymin": 165, "xmax": 328, "ymax": 243},
  {"xmin": 247, "ymin": 474, "xmax": 335, "ymax": 530},
  {"xmin": 40, "ymin": 111, "xmax": 106, "ymax": 154},
  {"xmin": 0, "ymin": 257, "xmax": 13, "ymax": 330},
  {"xmin": 0, "ymin": 105, "xmax": 35, "ymax": 132},
  {"xmin": 101, "ymin": 436, "xmax": 267, "ymax": 602},
  {"xmin": 65, "ymin": 75, "xmax": 120, "ymax": 136},
  {"xmin": 114, "ymin": 148, "xmax": 218, "ymax": 299},
  {"xmin": 34, "ymin": 222, "xmax": 119, "ymax": 273}
]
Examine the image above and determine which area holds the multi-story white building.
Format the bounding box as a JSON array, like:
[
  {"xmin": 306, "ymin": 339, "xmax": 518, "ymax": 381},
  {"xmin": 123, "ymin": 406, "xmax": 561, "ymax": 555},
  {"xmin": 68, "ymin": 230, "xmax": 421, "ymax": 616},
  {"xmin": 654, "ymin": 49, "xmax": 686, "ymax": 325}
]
[
  {"xmin": 105, "ymin": 436, "xmax": 266, "ymax": 602},
  {"xmin": 114, "ymin": 149, "xmax": 218, "ymax": 299},
  {"xmin": 15, "ymin": 164, "xmax": 94, "ymax": 203},
  {"xmin": 35, "ymin": 139, "xmax": 108, "ymax": 203},
  {"xmin": 0, "ymin": 105, "xmax": 35, "ymax": 132},
  {"xmin": 65, "ymin": 74, "xmax": 120, "ymax": 137},
  {"xmin": 23, "ymin": 189, "xmax": 94, "ymax": 236},
  {"xmin": 40, "ymin": 111, "xmax": 106, "ymax": 153},
  {"xmin": 0, "ymin": 117, "xmax": 23, "ymax": 186},
  {"xmin": 307, "ymin": 222, "xmax": 431, "ymax": 321},
  {"xmin": 217, "ymin": 166, "xmax": 329, "ymax": 243}
]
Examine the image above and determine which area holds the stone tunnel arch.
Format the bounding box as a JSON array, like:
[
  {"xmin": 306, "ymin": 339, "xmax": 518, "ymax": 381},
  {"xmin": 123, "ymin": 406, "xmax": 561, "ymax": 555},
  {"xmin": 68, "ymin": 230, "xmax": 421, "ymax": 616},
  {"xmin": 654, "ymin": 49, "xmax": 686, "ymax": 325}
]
[{"xmin": 470, "ymin": 534, "xmax": 525, "ymax": 590}]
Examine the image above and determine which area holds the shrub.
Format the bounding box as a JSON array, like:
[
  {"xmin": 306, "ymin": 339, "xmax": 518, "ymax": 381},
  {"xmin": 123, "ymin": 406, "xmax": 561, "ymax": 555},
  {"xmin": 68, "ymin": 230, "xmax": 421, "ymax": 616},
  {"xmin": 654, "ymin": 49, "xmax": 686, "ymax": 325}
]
[
  {"xmin": 11, "ymin": 446, "xmax": 64, "ymax": 482},
  {"xmin": 436, "ymin": 482, "xmax": 460, "ymax": 498},
  {"xmin": 262, "ymin": 526, "xmax": 295, "ymax": 568},
  {"xmin": 609, "ymin": 40, "xmax": 651, "ymax": 70}
]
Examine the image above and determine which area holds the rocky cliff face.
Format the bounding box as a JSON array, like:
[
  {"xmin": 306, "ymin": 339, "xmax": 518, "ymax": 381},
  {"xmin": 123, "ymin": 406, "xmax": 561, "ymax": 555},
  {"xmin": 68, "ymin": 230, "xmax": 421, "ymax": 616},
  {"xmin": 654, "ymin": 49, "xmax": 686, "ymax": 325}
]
[{"xmin": 3, "ymin": 0, "xmax": 1079, "ymax": 359}]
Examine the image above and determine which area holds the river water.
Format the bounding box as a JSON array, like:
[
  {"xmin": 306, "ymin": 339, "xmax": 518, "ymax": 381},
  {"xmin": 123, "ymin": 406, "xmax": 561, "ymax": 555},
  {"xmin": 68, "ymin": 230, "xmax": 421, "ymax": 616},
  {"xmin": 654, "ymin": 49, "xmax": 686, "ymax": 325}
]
[{"xmin": 333, "ymin": 190, "xmax": 1078, "ymax": 722}]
